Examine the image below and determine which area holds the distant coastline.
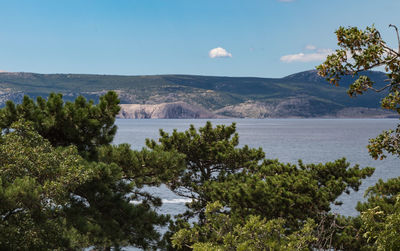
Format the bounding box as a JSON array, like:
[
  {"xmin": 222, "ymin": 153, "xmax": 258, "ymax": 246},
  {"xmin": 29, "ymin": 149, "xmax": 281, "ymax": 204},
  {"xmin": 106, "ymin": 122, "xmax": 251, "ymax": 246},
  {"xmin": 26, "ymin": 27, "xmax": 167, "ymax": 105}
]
[
  {"xmin": 118, "ymin": 103, "xmax": 398, "ymax": 119},
  {"xmin": 0, "ymin": 70, "xmax": 395, "ymax": 119}
]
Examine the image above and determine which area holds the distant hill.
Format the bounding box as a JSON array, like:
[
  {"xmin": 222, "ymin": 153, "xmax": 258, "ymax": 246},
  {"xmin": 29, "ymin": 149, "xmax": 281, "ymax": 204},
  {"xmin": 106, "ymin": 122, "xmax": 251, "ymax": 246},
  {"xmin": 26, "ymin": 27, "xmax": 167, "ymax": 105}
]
[{"xmin": 0, "ymin": 70, "xmax": 396, "ymax": 118}]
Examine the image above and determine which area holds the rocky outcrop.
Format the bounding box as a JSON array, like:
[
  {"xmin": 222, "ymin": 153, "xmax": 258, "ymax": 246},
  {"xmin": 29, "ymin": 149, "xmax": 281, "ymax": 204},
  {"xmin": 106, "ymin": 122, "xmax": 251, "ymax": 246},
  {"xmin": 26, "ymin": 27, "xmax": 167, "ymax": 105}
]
[
  {"xmin": 118, "ymin": 102, "xmax": 221, "ymax": 119},
  {"xmin": 0, "ymin": 91, "xmax": 24, "ymax": 106},
  {"xmin": 215, "ymin": 98, "xmax": 399, "ymax": 119},
  {"xmin": 333, "ymin": 107, "xmax": 398, "ymax": 118},
  {"xmin": 215, "ymin": 101, "xmax": 274, "ymax": 118},
  {"xmin": 215, "ymin": 97, "xmax": 343, "ymax": 118}
]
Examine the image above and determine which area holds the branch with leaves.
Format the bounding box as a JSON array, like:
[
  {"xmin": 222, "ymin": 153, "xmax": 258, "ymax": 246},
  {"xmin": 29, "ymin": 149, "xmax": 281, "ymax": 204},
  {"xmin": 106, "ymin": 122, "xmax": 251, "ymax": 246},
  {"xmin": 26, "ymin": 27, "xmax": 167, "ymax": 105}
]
[{"xmin": 317, "ymin": 25, "xmax": 400, "ymax": 159}]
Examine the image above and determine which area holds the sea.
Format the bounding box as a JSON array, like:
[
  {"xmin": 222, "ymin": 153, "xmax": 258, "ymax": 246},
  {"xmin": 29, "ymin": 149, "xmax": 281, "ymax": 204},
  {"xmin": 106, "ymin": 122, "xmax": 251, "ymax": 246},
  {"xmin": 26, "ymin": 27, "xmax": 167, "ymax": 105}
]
[{"xmin": 113, "ymin": 118, "xmax": 400, "ymax": 217}]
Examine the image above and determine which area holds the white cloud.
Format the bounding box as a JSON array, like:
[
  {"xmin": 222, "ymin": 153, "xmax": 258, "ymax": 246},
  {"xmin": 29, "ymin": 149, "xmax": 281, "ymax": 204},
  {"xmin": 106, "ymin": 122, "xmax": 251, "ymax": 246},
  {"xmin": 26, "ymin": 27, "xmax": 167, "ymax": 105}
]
[
  {"xmin": 209, "ymin": 47, "xmax": 232, "ymax": 58},
  {"xmin": 280, "ymin": 48, "xmax": 333, "ymax": 63},
  {"xmin": 305, "ymin": 44, "xmax": 317, "ymax": 50}
]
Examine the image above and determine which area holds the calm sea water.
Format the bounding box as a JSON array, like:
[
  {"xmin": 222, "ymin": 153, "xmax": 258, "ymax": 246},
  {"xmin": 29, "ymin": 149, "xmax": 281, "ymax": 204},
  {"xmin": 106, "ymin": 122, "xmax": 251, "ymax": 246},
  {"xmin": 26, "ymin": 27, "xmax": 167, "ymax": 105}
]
[{"xmin": 113, "ymin": 119, "xmax": 400, "ymax": 217}]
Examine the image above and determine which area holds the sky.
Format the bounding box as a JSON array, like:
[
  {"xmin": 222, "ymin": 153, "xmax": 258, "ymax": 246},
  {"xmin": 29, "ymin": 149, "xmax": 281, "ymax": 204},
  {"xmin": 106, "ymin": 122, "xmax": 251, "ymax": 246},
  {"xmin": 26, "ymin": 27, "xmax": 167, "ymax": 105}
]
[{"xmin": 0, "ymin": 0, "xmax": 399, "ymax": 78}]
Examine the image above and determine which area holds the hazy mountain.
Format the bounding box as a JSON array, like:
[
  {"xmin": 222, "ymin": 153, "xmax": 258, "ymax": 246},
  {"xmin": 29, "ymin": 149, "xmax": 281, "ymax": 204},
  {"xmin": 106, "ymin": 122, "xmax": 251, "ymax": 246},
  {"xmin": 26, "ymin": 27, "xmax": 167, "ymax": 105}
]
[{"xmin": 0, "ymin": 70, "xmax": 396, "ymax": 118}]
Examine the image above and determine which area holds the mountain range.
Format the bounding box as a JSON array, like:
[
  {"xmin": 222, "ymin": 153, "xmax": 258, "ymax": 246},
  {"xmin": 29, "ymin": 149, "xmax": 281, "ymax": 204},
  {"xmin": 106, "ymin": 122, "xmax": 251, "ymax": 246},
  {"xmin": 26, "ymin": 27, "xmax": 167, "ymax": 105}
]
[{"xmin": 0, "ymin": 70, "xmax": 396, "ymax": 118}]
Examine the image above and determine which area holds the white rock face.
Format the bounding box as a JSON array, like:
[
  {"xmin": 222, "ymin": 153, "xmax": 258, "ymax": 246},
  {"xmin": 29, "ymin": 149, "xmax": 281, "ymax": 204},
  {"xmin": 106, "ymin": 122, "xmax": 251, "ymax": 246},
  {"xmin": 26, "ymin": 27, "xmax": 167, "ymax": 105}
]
[
  {"xmin": 118, "ymin": 100, "xmax": 398, "ymax": 119},
  {"xmin": 215, "ymin": 98, "xmax": 321, "ymax": 118},
  {"xmin": 118, "ymin": 102, "xmax": 221, "ymax": 119}
]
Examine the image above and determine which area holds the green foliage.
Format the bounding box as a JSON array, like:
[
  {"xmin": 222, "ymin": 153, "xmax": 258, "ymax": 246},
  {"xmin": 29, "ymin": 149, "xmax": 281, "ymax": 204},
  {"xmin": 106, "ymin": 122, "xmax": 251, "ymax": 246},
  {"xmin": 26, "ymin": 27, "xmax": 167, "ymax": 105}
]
[
  {"xmin": 68, "ymin": 144, "xmax": 185, "ymax": 249},
  {"xmin": 0, "ymin": 120, "xmax": 91, "ymax": 250},
  {"xmin": 148, "ymin": 122, "xmax": 374, "ymax": 250},
  {"xmin": 317, "ymin": 24, "xmax": 400, "ymax": 250},
  {"xmin": 0, "ymin": 91, "xmax": 120, "ymax": 159},
  {"xmin": 317, "ymin": 24, "xmax": 400, "ymax": 159},
  {"xmin": 316, "ymin": 171, "xmax": 400, "ymax": 251},
  {"xmin": 63, "ymin": 162, "xmax": 174, "ymax": 250},
  {"xmin": 171, "ymin": 201, "xmax": 317, "ymax": 251},
  {"xmin": 345, "ymin": 177, "xmax": 400, "ymax": 250},
  {"xmin": 205, "ymin": 158, "xmax": 374, "ymax": 229},
  {"xmin": 146, "ymin": 121, "xmax": 265, "ymax": 221},
  {"xmin": 97, "ymin": 144, "xmax": 185, "ymax": 188},
  {"xmin": 0, "ymin": 93, "xmax": 186, "ymax": 250},
  {"xmin": 361, "ymin": 195, "xmax": 400, "ymax": 250},
  {"xmin": 0, "ymin": 69, "xmax": 395, "ymax": 250},
  {"xmin": 357, "ymin": 177, "xmax": 400, "ymax": 214},
  {"xmin": 368, "ymin": 124, "xmax": 400, "ymax": 160},
  {"xmin": 0, "ymin": 119, "xmax": 183, "ymax": 250}
]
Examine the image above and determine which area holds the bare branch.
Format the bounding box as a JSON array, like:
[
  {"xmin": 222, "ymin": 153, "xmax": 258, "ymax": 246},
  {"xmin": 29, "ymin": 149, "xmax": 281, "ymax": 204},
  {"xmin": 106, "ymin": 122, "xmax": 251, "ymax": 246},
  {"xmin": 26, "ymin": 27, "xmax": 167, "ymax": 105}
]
[
  {"xmin": 389, "ymin": 24, "xmax": 400, "ymax": 54},
  {"xmin": 368, "ymin": 83, "xmax": 392, "ymax": 93},
  {"xmin": 350, "ymin": 53, "xmax": 399, "ymax": 76},
  {"xmin": 382, "ymin": 43, "xmax": 400, "ymax": 57},
  {"xmin": 1, "ymin": 208, "xmax": 24, "ymax": 221}
]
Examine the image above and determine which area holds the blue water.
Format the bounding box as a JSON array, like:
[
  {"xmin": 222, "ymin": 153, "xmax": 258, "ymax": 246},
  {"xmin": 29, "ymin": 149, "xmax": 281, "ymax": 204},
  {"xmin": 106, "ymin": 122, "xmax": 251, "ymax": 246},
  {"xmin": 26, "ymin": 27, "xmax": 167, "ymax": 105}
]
[{"xmin": 113, "ymin": 118, "xmax": 400, "ymax": 217}]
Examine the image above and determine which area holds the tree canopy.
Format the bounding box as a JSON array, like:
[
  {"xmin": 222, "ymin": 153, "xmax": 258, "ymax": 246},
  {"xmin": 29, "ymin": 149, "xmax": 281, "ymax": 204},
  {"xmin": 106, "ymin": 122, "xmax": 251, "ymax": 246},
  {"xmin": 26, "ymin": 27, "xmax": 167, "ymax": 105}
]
[
  {"xmin": 317, "ymin": 24, "xmax": 400, "ymax": 160},
  {"xmin": 0, "ymin": 91, "xmax": 120, "ymax": 159},
  {"xmin": 0, "ymin": 121, "xmax": 91, "ymax": 249},
  {"xmin": 317, "ymin": 24, "xmax": 400, "ymax": 250},
  {"xmin": 0, "ymin": 92, "xmax": 185, "ymax": 250},
  {"xmin": 146, "ymin": 122, "xmax": 265, "ymax": 222},
  {"xmin": 147, "ymin": 122, "xmax": 374, "ymax": 250}
]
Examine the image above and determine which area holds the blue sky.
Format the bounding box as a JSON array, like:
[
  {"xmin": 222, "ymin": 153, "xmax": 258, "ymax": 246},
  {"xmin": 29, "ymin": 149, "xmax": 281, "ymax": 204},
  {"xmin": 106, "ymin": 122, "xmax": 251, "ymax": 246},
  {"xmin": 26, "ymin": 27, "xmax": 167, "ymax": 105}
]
[{"xmin": 0, "ymin": 0, "xmax": 399, "ymax": 77}]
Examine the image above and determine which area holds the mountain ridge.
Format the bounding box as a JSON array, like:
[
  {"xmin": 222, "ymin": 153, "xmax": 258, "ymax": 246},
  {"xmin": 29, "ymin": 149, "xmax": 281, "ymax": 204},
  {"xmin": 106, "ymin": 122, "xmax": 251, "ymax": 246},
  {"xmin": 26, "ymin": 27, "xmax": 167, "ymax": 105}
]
[{"xmin": 0, "ymin": 70, "xmax": 397, "ymax": 118}]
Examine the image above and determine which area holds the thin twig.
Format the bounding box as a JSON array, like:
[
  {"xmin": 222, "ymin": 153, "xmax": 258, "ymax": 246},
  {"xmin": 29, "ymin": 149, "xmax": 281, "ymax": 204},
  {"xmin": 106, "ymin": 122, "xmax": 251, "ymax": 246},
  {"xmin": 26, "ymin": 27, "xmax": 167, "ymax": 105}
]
[
  {"xmin": 382, "ymin": 44, "xmax": 400, "ymax": 57},
  {"xmin": 389, "ymin": 24, "xmax": 400, "ymax": 54},
  {"xmin": 368, "ymin": 83, "xmax": 392, "ymax": 93},
  {"xmin": 2, "ymin": 208, "xmax": 24, "ymax": 221}
]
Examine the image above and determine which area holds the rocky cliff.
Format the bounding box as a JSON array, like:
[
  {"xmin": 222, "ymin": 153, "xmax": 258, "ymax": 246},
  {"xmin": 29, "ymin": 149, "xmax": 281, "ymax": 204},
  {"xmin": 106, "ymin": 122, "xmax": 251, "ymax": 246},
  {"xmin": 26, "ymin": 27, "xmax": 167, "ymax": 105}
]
[
  {"xmin": 215, "ymin": 96, "xmax": 339, "ymax": 118},
  {"xmin": 118, "ymin": 100, "xmax": 397, "ymax": 119},
  {"xmin": 118, "ymin": 102, "xmax": 221, "ymax": 119}
]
